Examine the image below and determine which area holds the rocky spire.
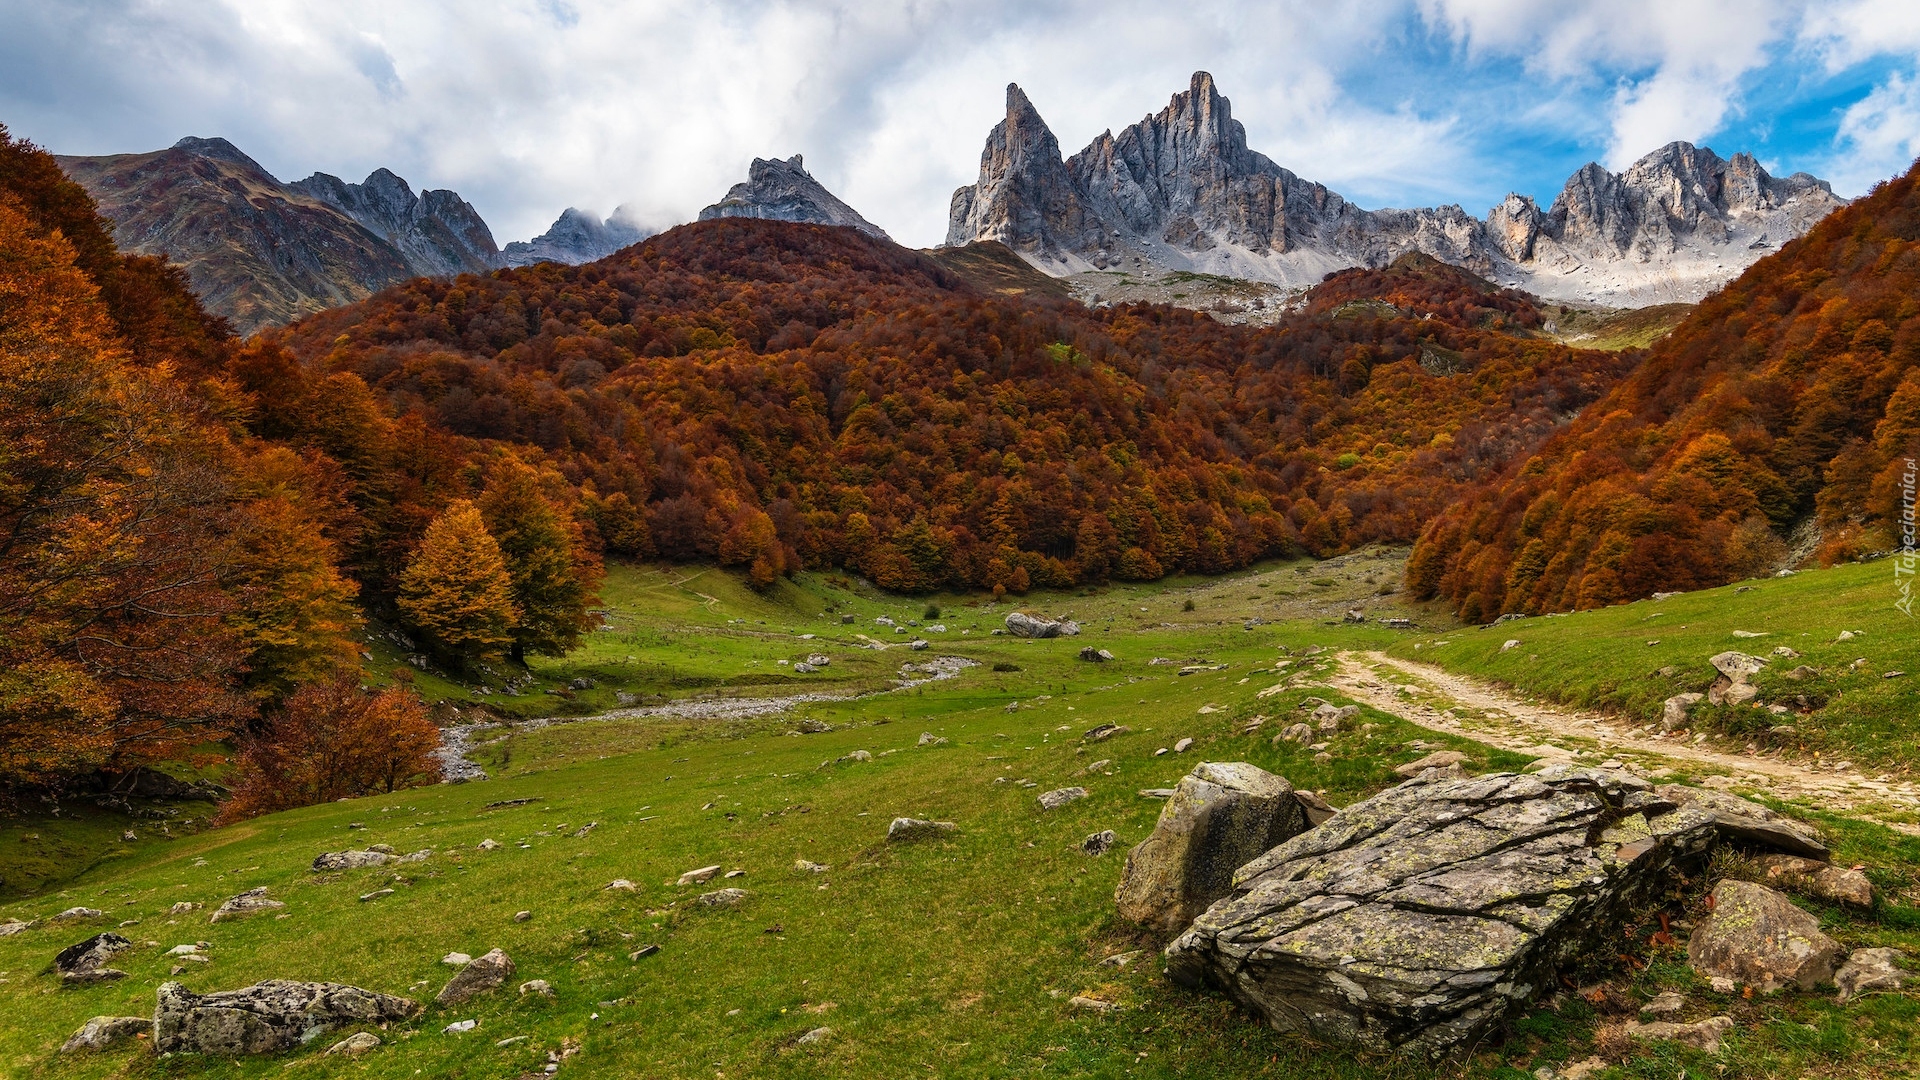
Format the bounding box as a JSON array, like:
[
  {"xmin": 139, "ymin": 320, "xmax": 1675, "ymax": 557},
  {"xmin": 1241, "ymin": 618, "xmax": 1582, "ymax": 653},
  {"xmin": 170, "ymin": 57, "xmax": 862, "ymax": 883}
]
[{"xmin": 944, "ymin": 84, "xmax": 1094, "ymax": 262}]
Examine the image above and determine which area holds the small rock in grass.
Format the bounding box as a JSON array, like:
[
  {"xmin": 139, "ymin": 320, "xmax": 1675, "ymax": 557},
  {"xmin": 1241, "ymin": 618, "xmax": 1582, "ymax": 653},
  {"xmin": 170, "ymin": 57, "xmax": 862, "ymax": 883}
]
[
  {"xmin": 443, "ymin": 1019, "xmax": 477, "ymax": 1034},
  {"xmin": 793, "ymin": 1025, "xmax": 833, "ymax": 1046},
  {"xmin": 1067, "ymin": 995, "xmax": 1120, "ymax": 1013},
  {"xmin": 1625, "ymin": 1015, "xmax": 1735, "ymax": 1054},
  {"xmin": 326, "ymin": 1031, "xmax": 381, "ymax": 1055},
  {"xmin": 50, "ymin": 907, "xmax": 103, "ymax": 923},
  {"xmin": 698, "ymin": 888, "xmax": 750, "ymax": 907},
  {"xmin": 917, "ymin": 732, "xmax": 948, "ymax": 746},
  {"xmin": 60, "ymin": 1016, "xmax": 150, "ymax": 1053},
  {"xmin": 886, "ymin": 817, "xmax": 957, "ymax": 842},
  {"xmin": 1097, "ymin": 951, "xmax": 1143, "ymax": 968},
  {"xmin": 513, "ymin": 911, "xmax": 532, "ymax": 922},
  {"xmin": 54, "ymin": 932, "xmax": 133, "ymax": 980},
  {"xmin": 1083, "ymin": 723, "xmax": 1129, "ymax": 742},
  {"xmin": 359, "ymin": 889, "xmax": 395, "ymax": 902},
  {"xmin": 629, "ymin": 944, "xmax": 661, "ymax": 960},
  {"xmin": 1688, "ymin": 880, "xmax": 1842, "ymax": 992},
  {"xmin": 519, "ymin": 979, "xmax": 554, "ymax": 997},
  {"xmin": 1038, "ymin": 787, "xmax": 1088, "ymax": 810},
  {"xmin": 725, "ymin": 869, "xmax": 746, "ymax": 879},
  {"xmin": 443, "ymin": 952, "xmax": 472, "ymax": 966},
  {"xmin": 1836, "ymin": 947, "xmax": 1908, "ymax": 1002},
  {"xmin": 1173, "ymin": 738, "xmax": 1194, "ymax": 753},
  {"xmin": 1393, "ymin": 751, "xmax": 1467, "ymax": 777},
  {"xmin": 1138, "ymin": 788, "xmax": 1176, "ymax": 799},
  {"xmin": 605, "ymin": 879, "xmax": 638, "ymax": 892},
  {"xmin": 1640, "ymin": 991, "xmax": 1685, "ymax": 1016},
  {"xmin": 1274, "ymin": 723, "xmax": 1313, "ymax": 745},
  {"xmin": 1755, "ymin": 854, "xmax": 1873, "ymax": 907},
  {"xmin": 795, "ymin": 859, "xmax": 829, "ymax": 873},
  {"xmin": 1082, "ymin": 830, "xmax": 1116, "ymax": 856},
  {"xmin": 677, "ymin": 865, "xmax": 722, "ymax": 886},
  {"xmin": 477, "ymin": 839, "xmax": 500, "ymax": 851},
  {"xmin": 436, "ymin": 948, "xmax": 514, "ymax": 1007},
  {"xmin": 210, "ymin": 887, "xmax": 283, "ymax": 924}
]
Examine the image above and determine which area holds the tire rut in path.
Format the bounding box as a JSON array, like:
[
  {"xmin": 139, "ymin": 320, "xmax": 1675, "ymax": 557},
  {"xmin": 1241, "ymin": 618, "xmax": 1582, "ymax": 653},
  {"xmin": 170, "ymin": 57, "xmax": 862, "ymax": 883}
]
[{"xmin": 1330, "ymin": 650, "xmax": 1920, "ymax": 832}]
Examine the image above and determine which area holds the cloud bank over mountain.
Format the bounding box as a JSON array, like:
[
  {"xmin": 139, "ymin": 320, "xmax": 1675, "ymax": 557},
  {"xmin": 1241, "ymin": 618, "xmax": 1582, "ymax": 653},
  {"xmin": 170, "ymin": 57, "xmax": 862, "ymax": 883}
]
[{"xmin": 2, "ymin": 0, "xmax": 1917, "ymax": 247}]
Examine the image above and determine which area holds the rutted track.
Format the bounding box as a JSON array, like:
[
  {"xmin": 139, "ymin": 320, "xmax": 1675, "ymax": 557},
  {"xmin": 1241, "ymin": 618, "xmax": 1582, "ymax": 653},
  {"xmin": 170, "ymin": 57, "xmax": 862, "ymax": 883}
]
[{"xmin": 1331, "ymin": 650, "xmax": 1920, "ymax": 831}]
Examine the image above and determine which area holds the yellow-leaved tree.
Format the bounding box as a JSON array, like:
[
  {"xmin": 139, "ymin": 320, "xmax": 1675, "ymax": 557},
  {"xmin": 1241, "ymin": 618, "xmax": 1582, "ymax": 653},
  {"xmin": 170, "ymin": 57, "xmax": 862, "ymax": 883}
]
[{"xmin": 396, "ymin": 499, "xmax": 517, "ymax": 664}]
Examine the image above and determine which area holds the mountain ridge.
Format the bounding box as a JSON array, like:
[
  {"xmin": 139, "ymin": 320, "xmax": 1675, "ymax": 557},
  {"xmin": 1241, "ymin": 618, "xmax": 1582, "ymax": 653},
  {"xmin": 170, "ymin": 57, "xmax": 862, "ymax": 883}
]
[{"xmin": 947, "ymin": 72, "xmax": 1845, "ymax": 307}]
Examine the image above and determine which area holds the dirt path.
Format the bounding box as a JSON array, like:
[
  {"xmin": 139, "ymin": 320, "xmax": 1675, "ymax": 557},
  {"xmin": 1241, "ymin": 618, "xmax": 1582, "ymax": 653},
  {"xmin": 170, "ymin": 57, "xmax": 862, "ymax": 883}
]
[{"xmin": 1331, "ymin": 650, "xmax": 1920, "ymax": 831}]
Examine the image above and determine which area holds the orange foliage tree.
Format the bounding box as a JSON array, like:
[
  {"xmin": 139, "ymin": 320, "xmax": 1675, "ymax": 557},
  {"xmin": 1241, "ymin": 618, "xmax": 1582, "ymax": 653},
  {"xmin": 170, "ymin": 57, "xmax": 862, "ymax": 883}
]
[
  {"xmin": 396, "ymin": 499, "xmax": 518, "ymax": 664},
  {"xmin": 222, "ymin": 677, "xmax": 441, "ymax": 820}
]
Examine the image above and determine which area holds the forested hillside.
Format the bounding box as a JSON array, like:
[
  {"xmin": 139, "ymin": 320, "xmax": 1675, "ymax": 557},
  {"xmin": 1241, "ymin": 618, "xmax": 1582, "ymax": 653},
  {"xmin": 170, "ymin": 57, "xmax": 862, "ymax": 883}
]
[
  {"xmin": 274, "ymin": 222, "xmax": 1631, "ymax": 594},
  {"xmin": 1411, "ymin": 161, "xmax": 1920, "ymax": 620}
]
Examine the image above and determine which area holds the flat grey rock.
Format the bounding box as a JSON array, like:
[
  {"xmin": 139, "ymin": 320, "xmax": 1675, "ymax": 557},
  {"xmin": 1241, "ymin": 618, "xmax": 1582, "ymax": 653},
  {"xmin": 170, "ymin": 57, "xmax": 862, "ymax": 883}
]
[
  {"xmin": 435, "ymin": 949, "xmax": 513, "ymax": 1007},
  {"xmin": 1165, "ymin": 768, "xmax": 1716, "ymax": 1057},
  {"xmin": 60, "ymin": 1015, "xmax": 149, "ymax": 1053},
  {"xmin": 153, "ymin": 980, "xmax": 419, "ymax": 1055}
]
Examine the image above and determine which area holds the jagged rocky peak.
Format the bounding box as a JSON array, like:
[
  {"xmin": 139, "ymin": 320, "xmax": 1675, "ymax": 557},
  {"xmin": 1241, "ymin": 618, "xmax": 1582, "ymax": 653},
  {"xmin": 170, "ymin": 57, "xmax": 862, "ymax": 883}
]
[
  {"xmin": 699, "ymin": 154, "xmax": 888, "ymax": 239},
  {"xmin": 945, "ymin": 72, "xmax": 1846, "ymax": 307},
  {"xmin": 289, "ymin": 168, "xmax": 497, "ymax": 277},
  {"xmin": 501, "ymin": 206, "xmax": 649, "ymax": 267}
]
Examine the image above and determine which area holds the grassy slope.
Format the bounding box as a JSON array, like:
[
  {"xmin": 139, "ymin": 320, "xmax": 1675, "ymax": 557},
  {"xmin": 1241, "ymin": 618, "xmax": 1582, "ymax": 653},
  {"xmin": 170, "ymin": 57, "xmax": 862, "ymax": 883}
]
[
  {"xmin": 1389, "ymin": 560, "xmax": 1920, "ymax": 779},
  {"xmin": 0, "ymin": 558, "xmax": 1915, "ymax": 1079}
]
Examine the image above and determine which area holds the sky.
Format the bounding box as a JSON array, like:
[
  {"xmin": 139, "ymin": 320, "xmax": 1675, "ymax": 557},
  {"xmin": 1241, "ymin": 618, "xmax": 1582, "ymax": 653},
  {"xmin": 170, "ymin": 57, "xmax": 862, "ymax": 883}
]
[{"xmin": 5, "ymin": 0, "xmax": 1920, "ymax": 248}]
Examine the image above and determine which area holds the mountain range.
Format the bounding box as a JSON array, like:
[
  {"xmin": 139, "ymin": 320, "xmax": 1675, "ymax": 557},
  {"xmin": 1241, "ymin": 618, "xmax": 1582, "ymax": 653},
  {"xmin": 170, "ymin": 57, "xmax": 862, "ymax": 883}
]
[
  {"xmin": 52, "ymin": 76, "xmax": 1848, "ymax": 332},
  {"xmin": 946, "ymin": 72, "xmax": 1846, "ymax": 307}
]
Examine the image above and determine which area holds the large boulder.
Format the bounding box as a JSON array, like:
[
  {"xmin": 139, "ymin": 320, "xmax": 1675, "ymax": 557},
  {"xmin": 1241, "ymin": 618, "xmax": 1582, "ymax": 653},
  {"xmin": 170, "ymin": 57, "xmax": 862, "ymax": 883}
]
[
  {"xmin": 1655, "ymin": 786, "xmax": 1827, "ymax": 859},
  {"xmin": 312, "ymin": 850, "xmax": 396, "ymax": 871},
  {"xmin": 210, "ymin": 887, "xmax": 285, "ymax": 923},
  {"xmin": 1005, "ymin": 612, "xmax": 1080, "ymax": 638},
  {"xmin": 1687, "ymin": 880, "xmax": 1843, "ymax": 992},
  {"xmin": 152, "ymin": 980, "xmax": 420, "ymax": 1055},
  {"xmin": 1115, "ymin": 762, "xmax": 1309, "ymax": 935},
  {"xmin": 1164, "ymin": 767, "xmax": 1718, "ymax": 1057},
  {"xmin": 54, "ymin": 932, "xmax": 134, "ymax": 982},
  {"xmin": 435, "ymin": 948, "xmax": 514, "ymax": 1006}
]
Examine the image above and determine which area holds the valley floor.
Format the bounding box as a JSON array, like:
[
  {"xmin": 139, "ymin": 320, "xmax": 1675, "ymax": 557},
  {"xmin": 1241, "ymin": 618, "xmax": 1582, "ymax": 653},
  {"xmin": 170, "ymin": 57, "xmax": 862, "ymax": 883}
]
[{"xmin": 2, "ymin": 556, "xmax": 1916, "ymax": 1079}]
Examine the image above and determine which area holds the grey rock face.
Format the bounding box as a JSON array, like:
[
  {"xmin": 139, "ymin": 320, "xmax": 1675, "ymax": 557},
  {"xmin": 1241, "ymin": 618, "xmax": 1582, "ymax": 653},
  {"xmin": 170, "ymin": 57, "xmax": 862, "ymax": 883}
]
[
  {"xmin": 886, "ymin": 817, "xmax": 957, "ymax": 842},
  {"xmin": 1688, "ymin": 880, "xmax": 1842, "ymax": 992},
  {"xmin": 1038, "ymin": 787, "xmax": 1089, "ymax": 810},
  {"xmin": 289, "ymin": 168, "xmax": 499, "ymax": 277},
  {"xmin": 1005, "ymin": 612, "xmax": 1080, "ymax": 638},
  {"xmin": 1697, "ymin": 880, "xmax": 1843, "ymax": 991},
  {"xmin": 312, "ymin": 850, "xmax": 397, "ymax": 871},
  {"xmin": 435, "ymin": 948, "xmax": 514, "ymax": 1007},
  {"xmin": 210, "ymin": 887, "xmax": 284, "ymax": 923},
  {"xmin": 698, "ymin": 155, "xmax": 888, "ymax": 239},
  {"xmin": 1115, "ymin": 762, "xmax": 1308, "ymax": 935},
  {"xmin": 153, "ymin": 980, "xmax": 420, "ymax": 1055},
  {"xmin": 1624, "ymin": 1015, "xmax": 1735, "ymax": 1053},
  {"xmin": 500, "ymin": 207, "xmax": 649, "ymax": 267},
  {"xmin": 60, "ymin": 1015, "xmax": 150, "ymax": 1053},
  {"xmin": 697, "ymin": 888, "xmax": 750, "ymax": 907},
  {"xmin": 1164, "ymin": 768, "xmax": 1717, "ymax": 1057},
  {"xmin": 946, "ymin": 73, "xmax": 1844, "ymax": 306},
  {"xmin": 1655, "ymin": 785, "xmax": 1827, "ymax": 860},
  {"xmin": 54, "ymin": 932, "xmax": 134, "ymax": 981},
  {"xmin": 1755, "ymin": 854, "xmax": 1873, "ymax": 907},
  {"xmin": 1836, "ymin": 947, "xmax": 1908, "ymax": 1002}
]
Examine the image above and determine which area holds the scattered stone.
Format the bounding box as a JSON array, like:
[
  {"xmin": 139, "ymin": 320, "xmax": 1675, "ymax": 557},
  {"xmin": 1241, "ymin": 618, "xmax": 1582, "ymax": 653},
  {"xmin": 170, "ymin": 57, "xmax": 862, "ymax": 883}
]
[
  {"xmin": 1755, "ymin": 854, "xmax": 1873, "ymax": 908},
  {"xmin": 1038, "ymin": 787, "xmax": 1089, "ymax": 810},
  {"xmin": 1625, "ymin": 1015, "xmax": 1735, "ymax": 1054},
  {"xmin": 1165, "ymin": 767, "xmax": 1718, "ymax": 1057},
  {"xmin": 605, "ymin": 879, "xmax": 638, "ymax": 892},
  {"xmin": 1293, "ymin": 789, "xmax": 1336, "ymax": 826},
  {"xmin": 1660, "ymin": 693, "xmax": 1704, "ymax": 732},
  {"xmin": 1656, "ymin": 785, "xmax": 1828, "ymax": 859},
  {"xmin": 477, "ymin": 839, "xmax": 500, "ymax": 851},
  {"xmin": 1640, "ymin": 991, "xmax": 1685, "ymax": 1016},
  {"xmin": 795, "ymin": 860, "xmax": 829, "ymax": 873},
  {"xmin": 725, "ymin": 869, "xmax": 747, "ymax": 879},
  {"xmin": 792, "ymin": 662, "xmax": 818, "ymax": 674},
  {"xmin": 50, "ymin": 907, "xmax": 103, "ymax": 923},
  {"xmin": 210, "ymin": 887, "xmax": 284, "ymax": 924},
  {"xmin": 60, "ymin": 1015, "xmax": 150, "ymax": 1053},
  {"xmin": 1274, "ymin": 723, "xmax": 1313, "ymax": 745},
  {"xmin": 629, "ymin": 944, "xmax": 661, "ymax": 959},
  {"xmin": 359, "ymin": 889, "xmax": 395, "ymax": 902},
  {"xmin": 519, "ymin": 979, "xmax": 554, "ymax": 997},
  {"xmin": 1688, "ymin": 880, "xmax": 1842, "ymax": 992},
  {"xmin": 443, "ymin": 1019, "xmax": 477, "ymax": 1034},
  {"xmin": 1174, "ymin": 738, "xmax": 1194, "ymax": 753},
  {"xmin": 1078, "ymin": 646, "xmax": 1115, "ymax": 662},
  {"xmin": 514, "ymin": 911, "xmax": 532, "ymax": 922},
  {"xmin": 1005, "ymin": 612, "xmax": 1081, "ymax": 638},
  {"xmin": 917, "ymin": 732, "xmax": 948, "ymax": 747},
  {"xmin": 1393, "ymin": 750, "xmax": 1467, "ymax": 777},
  {"xmin": 54, "ymin": 932, "xmax": 133, "ymax": 982},
  {"xmin": 1138, "ymin": 788, "xmax": 1176, "ymax": 799},
  {"xmin": 0, "ymin": 917, "xmax": 35, "ymax": 936},
  {"xmin": 1115, "ymin": 761, "xmax": 1308, "ymax": 934},
  {"xmin": 153, "ymin": 980, "xmax": 420, "ymax": 1055},
  {"xmin": 1083, "ymin": 723, "xmax": 1129, "ymax": 742},
  {"xmin": 1731, "ymin": 630, "xmax": 1766, "ymax": 639},
  {"xmin": 793, "ymin": 1025, "xmax": 834, "ymax": 1046},
  {"xmin": 886, "ymin": 817, "xmax": 957, "ymax": 842},
  {"xmin": 1082, "ymin": 830, "xmax": 1116, "ymax": 856},
  {"xmin": 1886, "ymin": 670, "xmax": 1907, "ymax": 679},
  {"xmin": 1501, "ymin": 639, "xmax": 1521, "ymax": 651},
  {"xmin": 908, "ymin": 639, "xmax": 929, "ymax": 651},
  {"xmin": 1784, "ymin": 665, "xmax": 1816, "ymax": 680},
  {"xmin": 1771, "ymin": 646, "xmax": 1801, "ymax": 659},
  {"xmin": 677, "ymin": 865, "xmax": 722, "ymax": 886},
  {"xmin": 1836, "ymin": 947, "xmax": 1908, "ymax": 1002},
  {"xmin": 795, "ymin": 718, "xmax": 832, "ymax": 734},
  {"xmin": 840, "ymin": 750, "xmax": 873, "ymax": 762},
  {"xmin": 443, "ymin": 951, "xmax": 472, "ymax": 966},
  {"xmin": 326, "ymin": 1031, "xmax": 381, "ymax": 1055},
  {"xmin": 435, "ymin": 948, "xmax": 514, "ymax": 1007},
  {"xmin": 1081, "ymin": 758, "xmax": 1113, "ymax": 775}
]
